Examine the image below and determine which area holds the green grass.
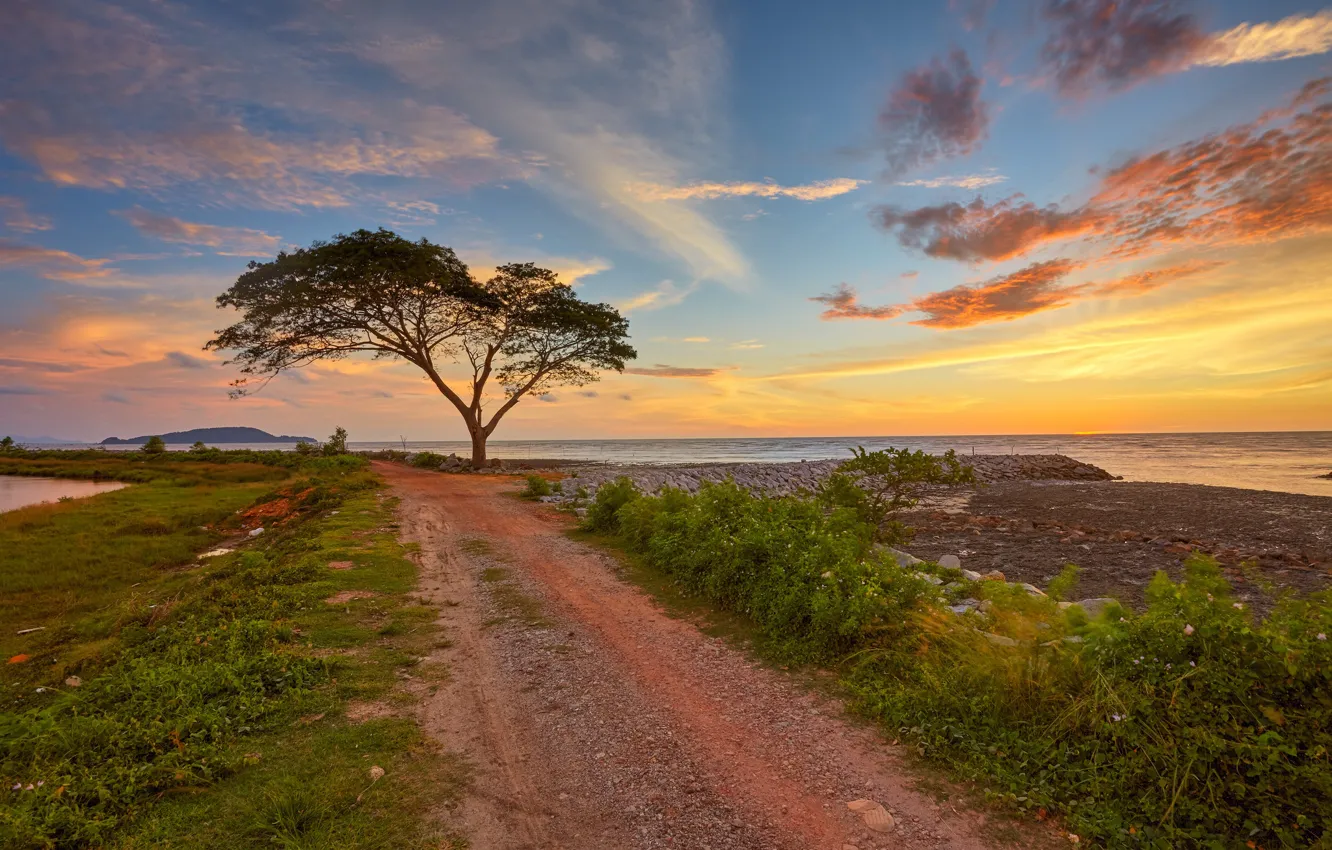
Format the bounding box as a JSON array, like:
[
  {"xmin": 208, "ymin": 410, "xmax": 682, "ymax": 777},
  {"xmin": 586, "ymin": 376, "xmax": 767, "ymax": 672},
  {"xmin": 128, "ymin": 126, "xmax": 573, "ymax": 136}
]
[{"xmin": 0, "ymin": 453, "xmax": 466, "ymax": 849}]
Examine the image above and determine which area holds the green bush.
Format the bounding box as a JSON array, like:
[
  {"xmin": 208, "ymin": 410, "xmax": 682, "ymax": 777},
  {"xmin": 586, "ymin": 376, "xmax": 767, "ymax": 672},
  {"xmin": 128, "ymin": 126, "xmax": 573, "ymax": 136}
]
[
  {"xmin": 583, "ymin": 477, "xmax": 1332, "ymax": 846},
  {"xmin": 409, "ymin": 452, "xmax": 445, "ymax": 469},
  {"xmin": 140, "ymin": 436, "xmax": 167, "ymax": 455},
  {"xmin": 520, "ymin": 474, "xmax": 551, "ymax": 500}
]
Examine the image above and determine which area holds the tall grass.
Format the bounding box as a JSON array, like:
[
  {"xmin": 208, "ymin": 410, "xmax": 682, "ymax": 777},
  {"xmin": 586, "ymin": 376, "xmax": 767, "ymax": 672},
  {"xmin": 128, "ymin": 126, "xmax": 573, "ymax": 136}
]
[{"xmin": 583, "ymin": 477, "xmax": 1332, "ymax": 847}]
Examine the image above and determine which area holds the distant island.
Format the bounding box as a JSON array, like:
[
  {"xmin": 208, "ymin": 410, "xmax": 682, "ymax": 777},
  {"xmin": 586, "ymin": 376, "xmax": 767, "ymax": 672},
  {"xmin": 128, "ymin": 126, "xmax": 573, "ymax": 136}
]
[{"xmin": 100, "ymin": 427, "xmax": 316, "ymax": 445}]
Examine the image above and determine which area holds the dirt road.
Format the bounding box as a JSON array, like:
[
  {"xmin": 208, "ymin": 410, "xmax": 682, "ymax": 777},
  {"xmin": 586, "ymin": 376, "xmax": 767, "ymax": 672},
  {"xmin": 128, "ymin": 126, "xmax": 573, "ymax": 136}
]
[{"xmin": 380, "ymin": 463, "xmax": 1058, "ymax": 850}]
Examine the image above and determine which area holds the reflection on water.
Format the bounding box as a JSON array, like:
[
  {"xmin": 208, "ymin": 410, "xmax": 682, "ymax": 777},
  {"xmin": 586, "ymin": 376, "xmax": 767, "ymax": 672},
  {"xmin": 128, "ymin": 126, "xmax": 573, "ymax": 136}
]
[{"xmin": 0, "ymin": 476, "xmax": 127, "ymax": 513}]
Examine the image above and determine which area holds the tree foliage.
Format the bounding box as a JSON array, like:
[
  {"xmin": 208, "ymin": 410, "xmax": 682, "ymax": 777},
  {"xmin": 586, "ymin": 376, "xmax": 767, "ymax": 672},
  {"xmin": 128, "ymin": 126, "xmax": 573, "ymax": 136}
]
[
  {"xmin": 140, "ymin": 436, "xmax": 167, "ymax": 455},
  {"xmin": 322, "ymin": 426, "xmax": 349, "ymax": 456},
  {"xmin": 206, "ymin": 230, "xmax": 636, "ymax": 463},
  {"xmin": 816, "ymin": 446, "xmax": 975, "ymax": 544}
]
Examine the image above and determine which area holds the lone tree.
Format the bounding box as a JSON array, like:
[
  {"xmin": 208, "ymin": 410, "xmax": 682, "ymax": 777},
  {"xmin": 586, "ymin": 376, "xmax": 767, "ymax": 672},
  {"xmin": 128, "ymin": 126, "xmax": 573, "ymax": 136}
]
[{"xmin": 205, "ymin": 229, "xmax": 636, "ymax": 465}]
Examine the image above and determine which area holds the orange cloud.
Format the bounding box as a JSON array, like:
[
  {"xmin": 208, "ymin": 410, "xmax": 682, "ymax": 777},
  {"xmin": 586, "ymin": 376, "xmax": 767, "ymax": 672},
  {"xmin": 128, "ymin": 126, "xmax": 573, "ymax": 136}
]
[
  {"xmin": 814, "ymin": 258, "xmax": 1226, "ymax": 328},
  {"xmin": 118, "ymin": 208, "xmax": 281, "ymax": 256},
  {"xmin": 873, "ymin": 195, "xmax": 1102, "ymax": 262},
  {"xmin": 910, "ymin": 259, "xmax": 1084, "ymax": 328},
  {"xmin": 875, "ymin": 81, "xmax": 1332, "ymax": 265},
  {"xmin": 810, "ymin": 284, "xmax": 907, "ymax": 320}
]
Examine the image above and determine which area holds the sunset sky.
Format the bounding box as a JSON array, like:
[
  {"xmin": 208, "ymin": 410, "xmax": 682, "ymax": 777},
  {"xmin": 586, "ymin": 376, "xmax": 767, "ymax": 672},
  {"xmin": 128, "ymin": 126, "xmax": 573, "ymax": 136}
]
[{"xmin": 2, "ymin": 0, "xmax": 1330, "ymax": 442}]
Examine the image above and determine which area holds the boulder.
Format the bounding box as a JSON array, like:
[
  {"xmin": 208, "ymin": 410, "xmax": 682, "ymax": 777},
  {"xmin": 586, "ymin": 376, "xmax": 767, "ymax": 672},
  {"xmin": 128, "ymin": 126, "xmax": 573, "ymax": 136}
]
[
  {"xmin": 915, "ymin": 572, "xmax": 944, "ymax": 586},
  {"xmin": 883, "ymin": 546, "xmax": 922, "ymax": 567},
  {"xmin": 1072, "ymin": 598, "xmax": 1117, "ymax": 619},
  {"xmin": 960, "ymin": 568, "xmax": 984, "ymax": 582},
  {"xmin": 1019, "ymin": 582, "xmax": 1047, "ymax": 597},
  {"xmin": 938, "ymin": 554, "xmax": 962, "ymax": 570}
]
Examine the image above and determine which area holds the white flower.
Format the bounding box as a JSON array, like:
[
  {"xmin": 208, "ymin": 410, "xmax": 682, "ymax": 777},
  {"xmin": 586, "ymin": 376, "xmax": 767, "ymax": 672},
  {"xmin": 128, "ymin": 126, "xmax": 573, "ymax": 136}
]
[
  {"xmin": 1189, "ymin": 661, "xmax": 1196, "ymax": 667},
  {"xmin": 1318, "ymin": 633, "xmax": 1327, "ymax": 641},
  {"xmin": 1184, "ymin": 624, "xmax": 1195, "ymax": 636},
  {"xmin": 1233, "ymin": 602, "xmax": 1244, "ymax": 610}
]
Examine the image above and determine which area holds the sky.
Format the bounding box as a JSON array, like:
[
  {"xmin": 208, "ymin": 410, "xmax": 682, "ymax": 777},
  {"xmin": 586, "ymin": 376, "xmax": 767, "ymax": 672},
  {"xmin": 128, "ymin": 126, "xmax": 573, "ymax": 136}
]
[{"xmin": 1, "ymin": 0, "xmax": 1330, "ymax": 442}]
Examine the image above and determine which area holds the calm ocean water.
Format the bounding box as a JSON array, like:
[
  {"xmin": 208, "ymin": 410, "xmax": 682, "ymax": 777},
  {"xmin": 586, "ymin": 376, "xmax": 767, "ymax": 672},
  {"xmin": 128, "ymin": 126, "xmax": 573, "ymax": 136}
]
[{"xmin": 74, "ymin": 432, "xmax": 1332, "ymax": 497}]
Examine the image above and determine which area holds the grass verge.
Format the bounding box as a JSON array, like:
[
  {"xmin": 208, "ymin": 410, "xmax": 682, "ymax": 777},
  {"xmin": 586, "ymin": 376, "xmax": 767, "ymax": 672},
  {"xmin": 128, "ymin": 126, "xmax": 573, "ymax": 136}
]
[{"xmin": 1, "ymin": 454, "xmax": 465, "ymax": 849}]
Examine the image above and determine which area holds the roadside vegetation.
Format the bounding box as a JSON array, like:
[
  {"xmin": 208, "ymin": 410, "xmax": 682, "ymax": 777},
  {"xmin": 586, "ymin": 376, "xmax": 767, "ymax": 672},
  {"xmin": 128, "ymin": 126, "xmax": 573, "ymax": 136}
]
[
  {"xmin": 579, "ymin": 448, "xmax": 1332, "ymax": 848},
  {"xmin": 1, "ymin": 452, "xmax": 462, "ymax": 849}
]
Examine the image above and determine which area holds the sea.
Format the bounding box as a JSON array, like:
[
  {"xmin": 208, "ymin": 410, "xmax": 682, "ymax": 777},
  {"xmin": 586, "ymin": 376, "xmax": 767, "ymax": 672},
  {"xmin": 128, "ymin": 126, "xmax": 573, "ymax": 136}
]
[{"xmin": 56, "ymin": 431, "xmax": 1332, "ymax": 497}]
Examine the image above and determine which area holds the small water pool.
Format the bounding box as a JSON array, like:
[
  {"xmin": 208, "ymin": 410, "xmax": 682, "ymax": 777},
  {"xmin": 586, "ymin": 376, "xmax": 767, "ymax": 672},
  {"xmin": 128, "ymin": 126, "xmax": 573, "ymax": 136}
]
[{"xmin": 0, "ymin": 476, "xmax": 127, "ymax": 514}]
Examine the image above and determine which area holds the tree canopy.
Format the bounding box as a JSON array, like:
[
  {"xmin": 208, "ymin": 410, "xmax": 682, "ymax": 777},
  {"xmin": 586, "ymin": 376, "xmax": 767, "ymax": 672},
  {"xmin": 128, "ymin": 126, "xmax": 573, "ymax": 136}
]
[{"xmin": 206, "ymin": 229, "xmax": 636, "ymax": 463}]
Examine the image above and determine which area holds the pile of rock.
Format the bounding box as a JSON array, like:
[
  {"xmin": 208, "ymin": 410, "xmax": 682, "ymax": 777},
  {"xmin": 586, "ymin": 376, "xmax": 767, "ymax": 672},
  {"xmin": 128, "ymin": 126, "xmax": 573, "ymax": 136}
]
[
  {"xmin": 885, "ymin": 544, "xmax": 1118, "ymax": 623},
  {"xmin": 546, "ymin": 453, "xmax": 1114, "ymax": 502}
]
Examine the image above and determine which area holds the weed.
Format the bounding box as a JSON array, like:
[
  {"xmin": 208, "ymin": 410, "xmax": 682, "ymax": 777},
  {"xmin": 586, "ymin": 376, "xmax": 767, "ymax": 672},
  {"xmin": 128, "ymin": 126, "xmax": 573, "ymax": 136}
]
[{"xmin": 520, "ymin": 474, "xmax": 550, "ymax": 500}]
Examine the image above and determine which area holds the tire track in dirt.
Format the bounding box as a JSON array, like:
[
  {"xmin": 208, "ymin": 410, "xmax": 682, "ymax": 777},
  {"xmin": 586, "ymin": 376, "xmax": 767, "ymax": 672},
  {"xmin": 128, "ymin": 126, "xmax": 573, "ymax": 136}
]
[{"xmin": 381, "ymin": 462, "xmax": 1063, "ymax": 850}]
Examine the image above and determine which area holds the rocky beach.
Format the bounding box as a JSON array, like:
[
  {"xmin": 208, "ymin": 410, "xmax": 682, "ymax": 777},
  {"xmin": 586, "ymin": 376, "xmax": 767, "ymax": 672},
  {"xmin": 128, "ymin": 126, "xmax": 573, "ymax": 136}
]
[{"xmin": 499, "ymin": 453, "xmax": 1332, "ymax": 609}]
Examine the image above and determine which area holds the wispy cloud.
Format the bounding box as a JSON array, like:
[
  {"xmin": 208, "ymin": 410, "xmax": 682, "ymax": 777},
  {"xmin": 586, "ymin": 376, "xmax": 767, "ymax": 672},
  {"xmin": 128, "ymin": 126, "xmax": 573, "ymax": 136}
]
[
  {"xmin": 630, "ymin": 178, "xmax": 865, "ymax": 201},
  {"xmin": 1196, "ymin": 9, "xmax": 1332, "ymax": 67},
  {"xmin": 811, "ymin": 284, "xmax": 908, "ymax": 320},
  {"xmin": 729, "ymin": 340, "xmax": 764, "ymax": 350},
  {"xmin": 0, "ymin": 196, "xmax": 52, "ymax": 232},
  {"xmin": 163, "ymin": 350, "xmax": 209, "ymax": 369},
  {"xmin": 897, "ymin": 172, "xmax": 1007, "ymax": 190},
  {"xmin": 617, "ymin": 280, "xmax": 698, "ymax": 312},
  {"xmin": 879, "ymin": 48, "xmax": 989, "ymax": 176},
  {"xmin": 624, "ymin": 364, "xmax": 723, "ymax": 378},
  {"xmin": 119, "ymin": 208, "xmax": 281, "ymax": 256},
  {"xmin": 0, "ymin": 239, "xmax": 114, "ymax": 282}
]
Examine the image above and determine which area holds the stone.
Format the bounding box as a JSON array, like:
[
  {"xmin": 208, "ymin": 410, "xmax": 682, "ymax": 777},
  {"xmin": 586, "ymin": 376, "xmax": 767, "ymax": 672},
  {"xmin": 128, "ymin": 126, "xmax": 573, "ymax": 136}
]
[
  {"xmin": 64, "ymin": 676, "xmax": 81, "ymax": 688},
  {"xmin": 982, "ymin": 569, "xmax": 1006, "ymax": 581},
  {"xmin": 1072, "ymin": 598, "xmax": 1117, "ymax": 618},
  {"xmin": 248, "ymin": 527, "xmax": 264, "ymax": 537},
  {"xmin": 914, "ymin": 572, "xmax": 944, "ymax": 586},
  {"xmin": 937, "ymin": 554, "xmax": 962, "ymax": 570},
  {"xmin": 960, "ymin": 569, "xmax": 984, "ymax": 581},
  {"xmin": 979, "ymin": 599, "xmax": 994, "ymax": 613},
  {"xmin": 863, "ymin": 806, "xmax": 895, "ymax": 832},
  {"xmin": 883, "ymin": 547, "xmax": 922, "ymax": 567},
  {"xmin": 1020, "ymin": 582, "xmax": 1047, "ymax": 597},
  {"xmin": 198, "ymin": 548, "xmax": 233, "ymax": 559},
  {"xmin": 949, "ymin": 599, "xmax": 980, "ymax": 614},
  {"xmin": 983, "ymin": 632, "xmax": 1019, "ymax": 647}
]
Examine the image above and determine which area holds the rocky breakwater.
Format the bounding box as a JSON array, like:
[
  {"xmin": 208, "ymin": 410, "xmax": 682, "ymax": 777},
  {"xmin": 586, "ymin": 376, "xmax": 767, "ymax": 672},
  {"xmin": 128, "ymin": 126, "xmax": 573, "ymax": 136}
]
[{"xmin": 546, "ymin": 453, "xmax": 1114, "ymax": 502}]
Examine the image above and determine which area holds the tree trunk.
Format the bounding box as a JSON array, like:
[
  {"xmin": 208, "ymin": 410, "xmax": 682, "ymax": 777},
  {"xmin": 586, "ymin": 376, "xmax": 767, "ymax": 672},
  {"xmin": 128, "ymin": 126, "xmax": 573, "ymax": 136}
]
[{"xmin": 470, "ymin": 428, "xmax": 488, "ymax": 467}]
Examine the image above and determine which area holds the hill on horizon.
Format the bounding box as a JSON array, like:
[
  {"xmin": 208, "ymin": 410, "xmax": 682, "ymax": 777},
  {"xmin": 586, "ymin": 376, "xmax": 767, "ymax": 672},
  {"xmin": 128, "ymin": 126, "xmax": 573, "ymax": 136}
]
[{"xmin": 100, "ymin": 427, "xmax": 316, "ymax": 445}]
